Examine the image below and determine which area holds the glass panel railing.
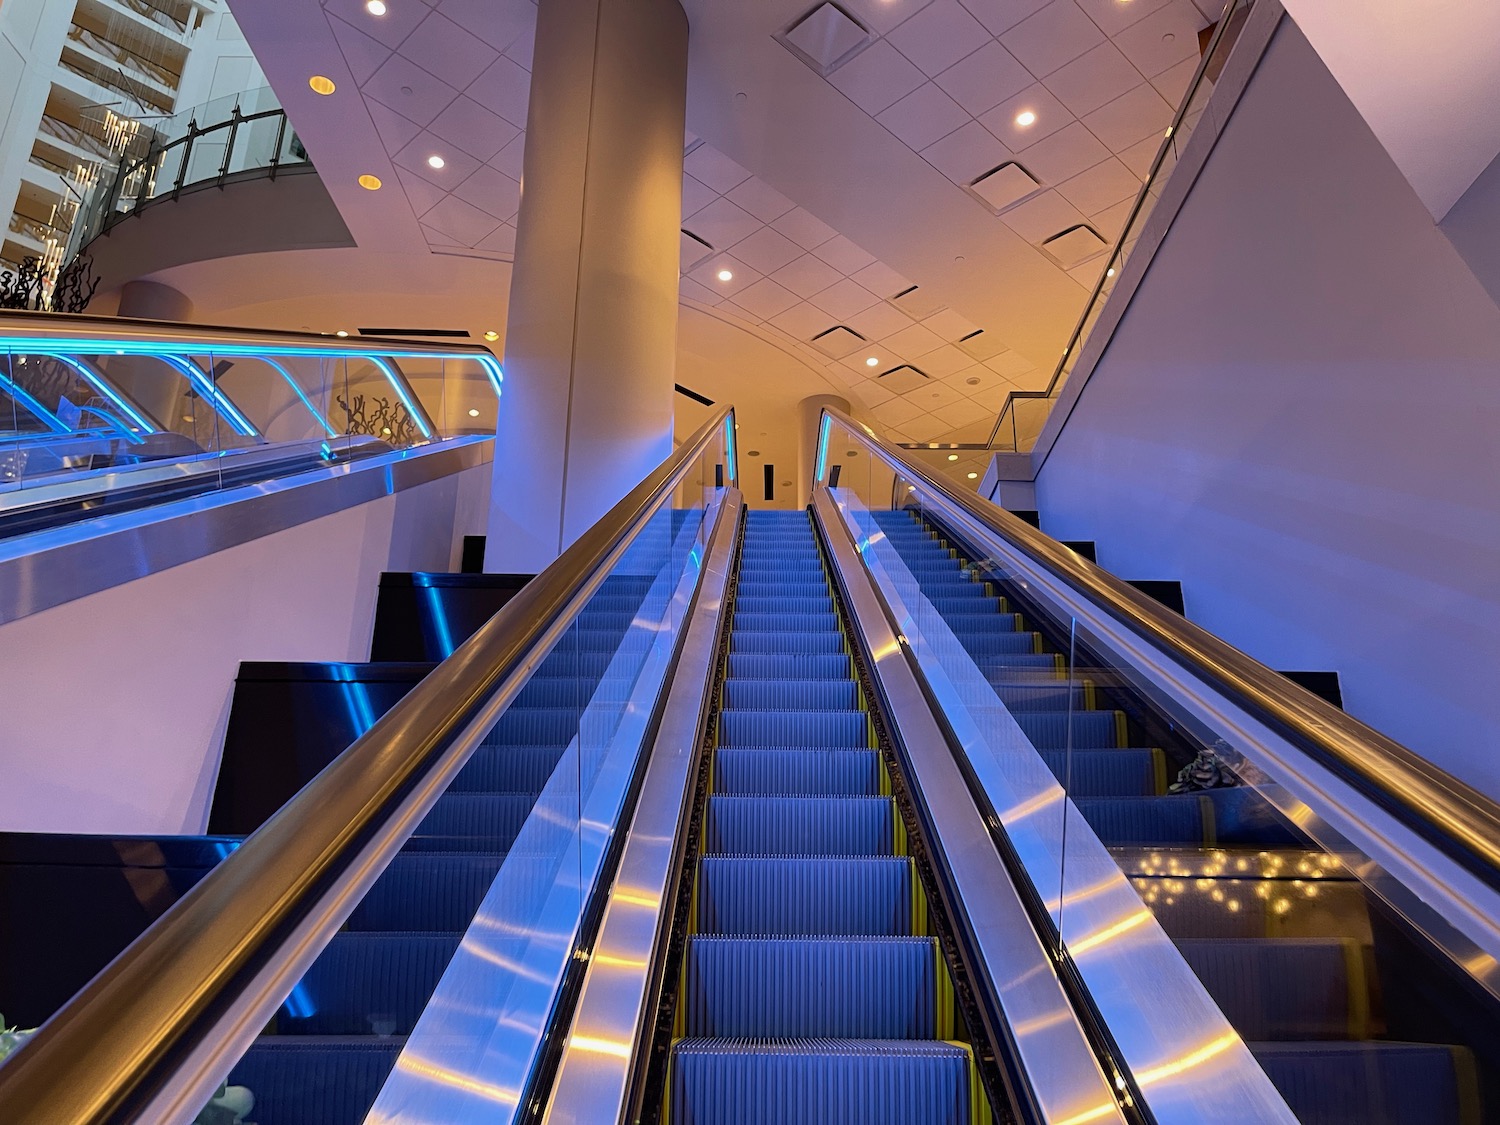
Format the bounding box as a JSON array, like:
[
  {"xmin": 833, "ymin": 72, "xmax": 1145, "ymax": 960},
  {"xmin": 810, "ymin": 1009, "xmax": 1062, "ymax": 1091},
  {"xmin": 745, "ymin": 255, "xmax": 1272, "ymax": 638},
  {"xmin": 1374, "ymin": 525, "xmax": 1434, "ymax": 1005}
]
[
  {"xmin": 817, "ymin": 408, "xmax": 1500, "ymax": 1125},
  {"xmin": 0, "ymin": 315, "xmax": 503, "ymax": 538}
]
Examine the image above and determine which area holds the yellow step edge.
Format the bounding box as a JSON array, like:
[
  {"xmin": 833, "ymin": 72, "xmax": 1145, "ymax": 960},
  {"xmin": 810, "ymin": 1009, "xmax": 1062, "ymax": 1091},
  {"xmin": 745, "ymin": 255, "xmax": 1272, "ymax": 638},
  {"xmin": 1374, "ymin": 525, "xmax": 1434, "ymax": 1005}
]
[
  {"xmin": 1150, "ymin": 748, "xmax": 1169, "ymax": 796},
  {"xmin": 942, "ymin": 1040, "xmax": 995, "ymax": 1125},
  {"xmin": 1113, "ymin": 710, "xmax": 1129, "ymax": 749}
]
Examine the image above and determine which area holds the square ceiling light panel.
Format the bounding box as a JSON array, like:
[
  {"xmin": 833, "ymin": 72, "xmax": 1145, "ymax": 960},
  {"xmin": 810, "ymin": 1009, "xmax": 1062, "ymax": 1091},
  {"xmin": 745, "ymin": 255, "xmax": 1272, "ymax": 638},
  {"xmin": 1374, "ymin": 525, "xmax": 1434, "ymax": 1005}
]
[
  {"xmin": 780, "ymin": 3, "xmax": 872, "ymax": 75},
  {"xmin": 811, "ymin": 325, "xmax": 869, "ymax": 358},
  {"xmin": 1042, "ymin": 224, "xmax": 1109, "ymax": 269},
  {"xmin": 680, "ymin": 230, "xmax": 714, "ymax": 272},
  {"xmin": 957, "ymin": 329, "xmax": 1007, "ymax": 360},
  {"xmin": 877, "ymin": 364, "xmax": 931, "ymax": 394},
  {"xmin": 889, "ymin": 285, "xmax": 946, "ymax": 319},
  {"xmin": 968, "ymin": 161, "xmax": 1043, "ymax": 214}
]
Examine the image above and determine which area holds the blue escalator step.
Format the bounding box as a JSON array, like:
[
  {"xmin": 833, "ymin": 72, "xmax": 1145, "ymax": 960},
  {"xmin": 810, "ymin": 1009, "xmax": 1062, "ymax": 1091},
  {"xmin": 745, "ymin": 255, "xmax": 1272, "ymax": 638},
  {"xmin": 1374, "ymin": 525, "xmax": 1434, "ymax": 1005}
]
[
  {"xmin": 697, "ymin": 856, "xmax": 910, "ymax": 935},
  {"xmin": 705, "ymin": 796, "xmax": 893, "ymax": 855},
  {"xmin": 984, "ymin": 654, "xmax": 1064, "ymax": 677},
  {"xmin": 1250, "ymin": 1041, "xmax": 1477, "ymax": 1125},
  {"xmin": 1176, "ymin": 939, "xmax": 1366, "ymax": 1041},
  {"xmin": 733, "ymin": 611, "xmax": 840, "ymax": 633},
  {"xmin": 1073, "ymin": 794, "xmax": 1210, "ymax": 845},
  {"xmin": 728, "ymin": 654, "xmax": 851, "ymax": 680},
  {"xmin": 723, "ymin": 679, "xmax": 860, "ymax": 711},
  {"xmin": 988, "ymin": 681, "xmax": 1086, "ymax": 711},
  {"xmin": 671, "ymin": 1038, "xmax": 970, "ymax": 1125},
  {"xmin": 450, "ymin": 744, "xmax": 563, "ymax": 792},
  {"xmin": 1204, "ymin": 787, "xmax": 1303, "ymax": 846},
  {"xmin": 229, "ymin": 1037, "xmax": 403, "ymax": 1125},
  {"xmin": 1013, "ymin": 710, "xmax": 1123, "ymax": 750},
  {"xmin": 347, "ymin": 854, "xmax": 503, "ymax": 931},
  {"xmin": 945, "ymin": 613, "xmax": 1019, "ymax": 633},
  {"xmin": 714, "ymin": 748, "xmax": 880, "ymax": 795},
  {"xmin": 956, "ymin": 632, "xmax": 1038, "ymax": 655},
  {"xmin": 731, "ymin": 630, "xmax": 846, "ymax": 655},
  {"xmin": 734, "ymin": 595, "xmax": 833, "ymax": 615},
  {"xmin": 683, "ymin": 936, "xmax": 936, "ymax": 1038},
  {"xmin": 1037, "ymin": 749, "xmax": 1159, "ymax": 796},
  {"xmin": 719, "ymin": 709, "xmax": 868, "ymax": 748},
  {"xmin": 409, "ymin": 793, "xmax": 534, "ymax": 851},
  {"xmin": 484, "ymin": 707, "xmax": 583, "ymax": 746},
  {"xmin": 278, "ymin": 932, "xmax": 459, "ymax": 1036}
]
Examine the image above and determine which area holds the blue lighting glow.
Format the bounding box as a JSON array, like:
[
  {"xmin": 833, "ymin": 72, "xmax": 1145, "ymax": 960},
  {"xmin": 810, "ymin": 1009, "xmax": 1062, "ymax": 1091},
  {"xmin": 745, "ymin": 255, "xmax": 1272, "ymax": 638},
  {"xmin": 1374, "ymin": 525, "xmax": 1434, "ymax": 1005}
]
[
  {"xmin": 368, "ymin": 356, "xmax": 434, "ymax": 440},
  {"xmin": 257, "ymin": 357, "xmax": 338, "ymax": 438},
  {"xmin": 814, "ymin": 413, "xmax": 831, "ymax": 484},
  {"xmin": 157, "ymin": 355, "xmax": 260, "ymax": 437},
  {"xmin": 47, "ymin": 355, "xmax": 156, "ymax": 435},
  {"xmin": 421, "ymin": 584, "xmax": 457, "ymax": 658},
  {"xmin": 0, "ymin": 373, "xmax": 69, "ymax": 433},
  {"xmin": 723, "ymin": 414, "xmax": 736, "ymax": 486}
]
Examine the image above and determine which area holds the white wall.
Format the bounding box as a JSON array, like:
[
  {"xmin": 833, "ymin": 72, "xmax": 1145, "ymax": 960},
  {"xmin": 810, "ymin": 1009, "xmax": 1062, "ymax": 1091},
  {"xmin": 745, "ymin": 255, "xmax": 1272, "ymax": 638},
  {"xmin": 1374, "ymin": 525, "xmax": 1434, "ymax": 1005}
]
[
  {"xmin": 0, "ymin": 0, "xmax": 73, "ymax": 259},
  {"xmin": 1033, "ymin": 18, "xmax": 1500, "ymax": 799},
  {"xmin": 0, "ymin": 461, "xmax": 491, "ymax": 836}
]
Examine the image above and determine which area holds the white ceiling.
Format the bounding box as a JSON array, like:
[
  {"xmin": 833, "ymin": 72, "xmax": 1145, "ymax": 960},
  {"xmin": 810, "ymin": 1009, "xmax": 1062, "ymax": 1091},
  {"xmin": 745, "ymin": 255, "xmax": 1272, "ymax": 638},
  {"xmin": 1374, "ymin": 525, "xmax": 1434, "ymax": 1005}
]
[{"xmin": 227, "ymin": 0, "xmax": 1223, "ymax": 450}]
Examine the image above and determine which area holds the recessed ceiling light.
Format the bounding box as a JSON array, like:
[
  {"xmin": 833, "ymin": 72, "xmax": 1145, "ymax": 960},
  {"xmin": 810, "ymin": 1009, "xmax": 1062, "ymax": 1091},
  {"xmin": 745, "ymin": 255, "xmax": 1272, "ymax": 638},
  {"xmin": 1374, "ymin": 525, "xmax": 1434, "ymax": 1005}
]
[
  {"xmin": 717, "ymin": 269, "xmax": 733, "ymax": 281},
  {"xmin": 309, "ymin": 75, "xmax": 336, "ymax": 95},
  {"xmin": 427, "ymin": 154, "xmax": 445, "ymax": 169},
  {"xmin": 947, "ymin": 454, "xmax": 958, "ymax": 461},
  {"xmin": 865, "ymin": 356, "xmax": 878, "ymax": 367},
  {"xmin": 965, "ymin": 376, "xmax": 981, "ymax": 385},
  {"xmin": 358, "ymin": 174, "xmax": 381, "ymax": 190},
  {"xmin": 366, "ymin": 0, "xmax": 386, "ymax": 12},
  {"xmin": 1015, "ymin": 110, "xmax": 1037, "ymax": 127},
  {"xmin": 967, "ymin": 472, "xmax": 978, "ymax": 479},
  {"xmin": 468, "ymin": 408, "xmax": 480, "ymax": 417},
  {"xmin": 335, "ymin": 330, "xmax": 349, "ymax": 337},
  {"xmin": 483, "ymin": 330, "xmax": 499, "ymax": 341},
  {"xmin": 1107, "ymin": 267, "xmax": 1116, "ymax": 277}
]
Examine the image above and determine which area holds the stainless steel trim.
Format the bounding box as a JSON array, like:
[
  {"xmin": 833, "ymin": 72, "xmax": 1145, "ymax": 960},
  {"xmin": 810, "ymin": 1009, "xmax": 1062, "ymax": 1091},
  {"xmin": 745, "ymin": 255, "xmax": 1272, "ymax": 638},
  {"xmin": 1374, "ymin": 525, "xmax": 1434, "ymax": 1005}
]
[
  {"xmin": 540, "ymin": 492, "xmax": 742, "ymax": 1125},
  {"xmin": 812, "ymin": 489, "xmax": 1129, "ymax": 1125},
  {"xmin": 0, "ymin": 436, "xmax": 493, "ymax": 625},
  {"xmin": 0, "ymin": 407, "xmax": 737, "ymax": 1125}
]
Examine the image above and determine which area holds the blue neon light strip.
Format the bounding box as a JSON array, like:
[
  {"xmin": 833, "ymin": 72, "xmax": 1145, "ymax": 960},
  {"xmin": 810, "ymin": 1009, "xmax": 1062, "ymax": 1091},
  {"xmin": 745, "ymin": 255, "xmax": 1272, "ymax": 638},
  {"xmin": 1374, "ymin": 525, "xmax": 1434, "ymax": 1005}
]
[
  {"xmin": 258, "ymin": 357, "xmax": 337, "ymax": 438},
  {"xmin": 48, "ymin": 355, "xmax": 156, "ymax": 435},
  {"xmin": 158, "ymin": 355, "xmax": 260, "ymax": 437},
  {"xmin": 476, "ymin": 355, "xmax": 504, "ymax": 398},
  {"xmin": 814, "ymin": 413, "xmax": 831, "ymax": 483},
  {"xmin": 724, "ymin": 415, "xmax": 736, "ymax": 486},
  {"xmin": 368, "ymin": 356, "xmax": 434, "ymax": 440},
  {"xmin": 0, "ymin": 373, "xmax": 69, "ymax": 433}
]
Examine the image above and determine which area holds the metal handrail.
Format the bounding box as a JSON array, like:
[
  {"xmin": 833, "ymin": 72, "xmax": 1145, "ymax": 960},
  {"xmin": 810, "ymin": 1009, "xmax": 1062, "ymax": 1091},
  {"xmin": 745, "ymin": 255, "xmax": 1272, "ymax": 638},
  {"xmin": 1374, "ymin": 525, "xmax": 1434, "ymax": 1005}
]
[
  {"xmin": 824, "ymin": 406, "xmax": 1500, "ymax": 886},
  {"xmin": 0, "ymin": 405, "xmax": 737, "ymax": 1122}
]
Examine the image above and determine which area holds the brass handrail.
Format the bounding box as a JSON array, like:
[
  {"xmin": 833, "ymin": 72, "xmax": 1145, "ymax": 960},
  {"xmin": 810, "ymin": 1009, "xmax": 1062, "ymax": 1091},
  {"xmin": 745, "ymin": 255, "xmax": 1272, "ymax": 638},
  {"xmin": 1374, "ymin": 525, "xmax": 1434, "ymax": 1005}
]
[{"xmin": 0, "ymin": 405, "xmax": 737, "ymax": 1122}]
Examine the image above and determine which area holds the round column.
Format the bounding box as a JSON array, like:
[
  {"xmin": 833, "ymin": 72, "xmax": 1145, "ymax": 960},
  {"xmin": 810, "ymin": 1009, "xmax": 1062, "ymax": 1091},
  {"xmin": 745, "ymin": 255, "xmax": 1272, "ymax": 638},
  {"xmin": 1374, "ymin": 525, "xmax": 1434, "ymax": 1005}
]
[{"xmin": 798, "ymin": 393, "xmax": 850, "ymax": 499}]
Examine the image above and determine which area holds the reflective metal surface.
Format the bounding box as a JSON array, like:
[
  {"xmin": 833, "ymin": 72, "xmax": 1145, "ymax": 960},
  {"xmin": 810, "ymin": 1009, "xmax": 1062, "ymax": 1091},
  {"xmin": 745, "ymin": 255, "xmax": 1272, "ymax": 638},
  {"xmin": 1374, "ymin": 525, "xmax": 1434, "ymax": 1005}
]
[
  {"xmin": 813, "ymin": 489, "xmax": 1133, "ymax": 1125},
  {"xmin": 0, "ymin": 408, "xmax": 735, "ymax": 1125}
]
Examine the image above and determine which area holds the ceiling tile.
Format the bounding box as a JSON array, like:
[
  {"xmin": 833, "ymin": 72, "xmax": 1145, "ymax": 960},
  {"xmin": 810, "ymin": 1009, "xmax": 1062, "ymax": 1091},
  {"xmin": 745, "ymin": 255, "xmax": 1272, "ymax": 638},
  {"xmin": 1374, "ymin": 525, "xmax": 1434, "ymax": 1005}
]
[
  {"xmin": 918, "ymin": 343, "xmax": 973, "ymax": 376},
  {"xmin": 841, "ymin": 0, "xmax": 939, "ymax": 34},
  {"xmin": 850, "ymin": 378, "xmax": 895, "ymax": 407},
  {"xmin": 726, "ymin": 176, "xmax": 797, "ymax": 222},
  {"xmin": 688, "ymin": 252, "xmax": 760, "ymax": 297},
  {"xmin": 1112, "ymin": 0, "xmax": 1207, "ymax": 77},
  {"xmin": 363, "ymin": 53, "xmax": 461, "ymax": 126},
  {"xmin": 978, "ymin": 83, "xmax": 1073, "ymax": 148},
  {"xmin": 454, "ymin": 163, "xmax": 521, "ymax": 219},
  {"xmin": 769, "ymin": 301, "xmax": 839, "ymax": 340},
  {"xmin": 873, "ymin": 397, "xmax": 926, "ymax": 427},
  {"xmin": 886, "ymin": 321, "xmax": 946, "ymax": 356},
  {"xmin": 684, "ymin": 197, "xmax": 762, "ymax": 249},
  {"xmin": 324, "ymin": 0, "xmax": 425, "ymax": 50},
  {"xmin": 1041, "ymin": 222, "xmax": 1107, "ymax": 267},
  {"xmin": 956, "ymin": 329, "xmax": 1008, "ymax": 359},
  {"xmin": 933, "ymin": 397, "xmax": 992, "ymax": 427},
  {"xmin": 733, "ymin": 277, "xmax": 801, "ymax": 320},
  {"xmin": 327, "ymin": 15, "xmax": 391, "ymax": 85},
  {"xmin": 811, "ymin": 325, "xmax": 870, "ymax": 358},
  {"xmin": 970, "ymin": 383, "xmax": 1016, "ymax": 410},
  {"xmin": 840, "ymin": 347, "xmax": 896, "ymax": 377},
  {"xmin": 680, "ymin": 276, "xmax": 724, "ymax": 305},
  {"xmin": 1043, "ymin": 42, "xmax": 1144, "ymax": 116},
  {"xmin": 421, "ymin": 222, "xmax": 464, "ymax": 249},
  {"xmin": 886, "ymin": 0, "xmax": 989, "ymax": 77},
  {"xmin": 477, "ymin": 221, "xmax": 517, "ymax": 256},
  {"xmin": 392, "ymin": 132, "xmax": 482, "ymax": 186},
  {"xmin": 956, "ymin": 0, "xmax": 1052, "ymax": 36},
  {"xmin": 877, "ymin": 82, "xmax": 970, "ymax": 150},
  {"xmin": 366, "ymin": 100, "xmax": 423, "ymax": 155},
  {"xmin": 784, "ymin": 2, "xmax": 871, "ymax": 72},
  {"xmin": 985, "ymin": 349, "xmax": 1040, "ymax": 376},
  {"xmin": 890, "ymin": 285, "xmax": 947, "ymax": 317},
  {"xmin": 845, "ymin": 300, "xmax": 914, "ymax": 340},
  {"xmin": 969, "ymin": 161, "xmax": 1042, "ymax": 211},
  {"xmin": 810, "ymin": 277, "xmax": 881, "ymax": 319},
  {"xmin": 850, "ymin": 260, "xmax": 914, "ymax": 299},
  {"xmin": 402, "ymin": 10, "xmax": 499, "ymax": 88},
  {"xmin": 826, "ymin": 39, "xmax": 927, "ymax": 117},
  {"xmin": 681, "ymin": 230, "xmax": 714, "ymax": 272},
  {"xmin": 1189, "ymin": 0, "xmax": 1223, "ymax": 18},
  {"xmin": 933, "ymin": 40, "xmax": 1033, "ymax": 116},
  {"xmin": 811, "ymin": 233, "xmax": 877, "ymax": 274},
  {"xmin": 911, "ymin": 381, "xmax": 967, "ymax": 409},
  {"xmin": 682, "ymin": 174, "xmax": 717, "ymax": 221},
  {"xmin": 1072, "ymin": 0, "xmax": 1173, "ymax": 36},
  {"xmin": 999, "ymin": 0, "xmax": 1104, "ymax": 77},
  {"xmin": 1067, "ymin": 260, "xmax": 1106, "ymax": 288},
  {"xmin": 1117, "ymin": 131, "xmax": 1163, "ymax": 177},
  {"xmin": 921, "ymin": 119, "xmax": 1012, "ymax": 184},
  {"xmin": 1018, "ymin": 120, "xmax": 1110, "ymax": 184},
  {"xmin": 732, "ymin": 225, "xmax": 804, "ymax": 274},
  {"xmin": 423, "ymin": 194, "xmax": 502, "ymax": 247},
  {"xmin": 683, "ymin": 144, "xmax": 753, "ymax": 193},
  {"xmin": 503, "ymin": 21, "xmax": 534, "ymax": 70},
  {"xmin": 942, "ymin": 363, "xmax": 1012, "ymax": 394},
  {"xmin": 1089, "ymin": 194, "xmax": 1135, "ymax": 240},
  {"xmin": 429, "ymin": 95, "xmax": 518, "ymax": 161},
  {"xmin": 771, "ymin": 253, "xmax": 844, "ymax": 298},
  {"xmin": 772, "ymin": 206, "xmax": 840, "ymax": 250},
  {"xmin": 923, "ymin": 307, "xmax": 980, "ymax": 339},
  {"xmin": 489, "ymin": 132, "xmax": 525, "ymax": 179},
  {"xmin": 1150, "ymin": 53, "xmax": 1199, "ymax": 105},
  {"xmin": 903, "ymin": 412, "xmax": 952, "ymax": 441},
  {"xmin": 1083, "ymin": 82, "xmax": 1173, "ymax": 151},
  {"xmin": 465, "ymin": 54, "xmax": 531, "ymax": 128},
  {"xmin": 394, "ymin": 167, "xmax": 445, "ymax": 218},
  {"xmin": 997, "ymin": 188, "xmax": 1088, "ymax": 242},
  {"xmin": 1054, "ymin": 155, "xmax": 1139, "ymax": 214},
  {"xmin": 435, "ymin": 0, "xmax": 536, "ymax": 52}
]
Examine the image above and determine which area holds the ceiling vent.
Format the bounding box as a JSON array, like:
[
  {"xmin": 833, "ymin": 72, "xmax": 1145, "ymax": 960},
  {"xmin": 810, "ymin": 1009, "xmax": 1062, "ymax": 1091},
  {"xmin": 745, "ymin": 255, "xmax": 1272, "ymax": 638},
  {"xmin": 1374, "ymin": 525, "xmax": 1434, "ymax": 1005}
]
[
  {"xmin": 956, "ymin": 329, "xmax": 1006, "ymax": 361},
  {"xmin": 778, "ymin": 3, "xmax": 871, "ymax": 75},
  {"xmin": 967, "ymin": 162, "xmax": 1043, "ymax": 215},
  {"xmin": 680, "ymin": 229, "xmax": 714, "ymax": 271},
  {"xmin": 810, "ymin": 325, "xmax": 867, "ymax": 358},
  {"xmin": 1041, "ymin": 224, "xmax": 1109, "ymax": 269},
  {"xmin": 889, "ymin": 286, "xmax": 946, "ymax": 319},
  {"xmin": 877, "ymin": 364, "xmax": 930, "ymax": 394}
]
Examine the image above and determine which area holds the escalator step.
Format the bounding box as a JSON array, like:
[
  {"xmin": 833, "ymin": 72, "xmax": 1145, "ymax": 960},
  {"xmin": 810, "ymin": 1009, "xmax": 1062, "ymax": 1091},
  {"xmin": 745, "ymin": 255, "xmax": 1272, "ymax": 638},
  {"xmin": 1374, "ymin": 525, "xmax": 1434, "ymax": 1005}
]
[
  {"xmin": 956, "ymin": 632, "xmax": 1039, "ymax": 655},
  {"xmin": 733, "ymin": 611, "xmax": 841, "ymax": 633},
  {"xmin": 987, "ymin": 682, "xmax": 1088, "ymax": 711},
  {"xmin": 697, "ymin": 856, "xmax": 911, "ymax": 936},
  {"xmin": 448, "ymin": 744, "xmax": 564, "ymax": 792},
  {"xmin": 1177, "ymin": 939, "xmax": 1369, "ymax": 1041},
  {"xmin": 723, "ymin": 679, "xmax": 861, "ymax": 711},
  {"xmin": 714, "ymin": 748, "xmax": 881, "ymax": 795},
  {"xmin": 409, "ymin": 793, "xmax": 534, "ymax": 851},
  {"xmin": 728, "ymin": 654, "xmax": 851, "ymax": 681},
  {"xmin": 682, "ymin": 936, "xmax": 936, "ymax": 1037},
  {"xmin": 346, "ymin": 854, "xmax": 503, "ymax": 931},
  {"xmin": 1013, "ymin": 710, "xmax": 1123, "ymax": 750},
  {"xmin": 1073, "ymin": 790, "xmax": 1301, "ymax": 847},
  {"xmin": 278, "ymin": 932, "xmax": 460, "ymax": 1036},
  {"xmin": 1250, "ymin": 1041, "xmax": 1478, "ymax": 1125},
  {"xmin": 731, "ymin": 631, "xmax": 846, "ymax": 654},
  {"xmin": 705, "ymin": 796, "xmax": 893, "ymax": 856},
  {"xmin": 229, "ymin": 1037, "xmax": 403, "ymax": 1125},
  {"xmin": 1037, "ymin": 749, "xmax": 1161, "ymax": 796},
  {"xmin": 670, "ymin": 1038, "xmax": 971, "ymax": 1125},
  {"xmin": 734, "ymin": 595, "xmax": 834, "ymax": 615},
  {"xmin": 719, "ymin": 709, "xmax": 868, "ymax": 748}
]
